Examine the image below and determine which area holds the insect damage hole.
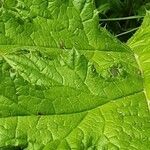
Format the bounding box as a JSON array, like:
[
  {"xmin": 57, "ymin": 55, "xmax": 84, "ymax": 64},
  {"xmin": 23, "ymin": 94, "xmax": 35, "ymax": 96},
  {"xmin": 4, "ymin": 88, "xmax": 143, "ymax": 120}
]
[
  {"xmin": 108, "ymin": 63, "xmax": 127, "ymax": 79},
  {"xmin": 109, "ymin": 65, "xmax": 120, "ymax": 77},
  {"xmin": 59, "ymin": 40, "xmax": 66, "ymax": 49}
]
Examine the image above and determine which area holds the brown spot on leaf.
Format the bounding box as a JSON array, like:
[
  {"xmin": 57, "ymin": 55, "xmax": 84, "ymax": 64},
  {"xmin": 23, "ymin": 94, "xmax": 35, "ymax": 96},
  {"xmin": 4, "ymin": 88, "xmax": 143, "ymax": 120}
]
[{"xmin": 59, "ymin": 40, "xmax": 66, "ymax": 49}]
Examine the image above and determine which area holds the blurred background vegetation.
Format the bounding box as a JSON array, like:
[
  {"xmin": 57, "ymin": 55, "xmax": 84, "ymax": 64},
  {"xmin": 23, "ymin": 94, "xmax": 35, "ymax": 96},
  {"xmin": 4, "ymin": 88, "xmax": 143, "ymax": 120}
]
[{"xmin": 95, "ymin": 0, "xmax": 150, "ymax": 42}]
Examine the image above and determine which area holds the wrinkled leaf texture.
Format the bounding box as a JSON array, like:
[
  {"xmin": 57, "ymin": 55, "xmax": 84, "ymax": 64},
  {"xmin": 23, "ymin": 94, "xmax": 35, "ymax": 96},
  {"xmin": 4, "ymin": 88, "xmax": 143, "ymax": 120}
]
[{"xmin": 0, "ymin": 0, "xmax": 150, "ymax": 150}]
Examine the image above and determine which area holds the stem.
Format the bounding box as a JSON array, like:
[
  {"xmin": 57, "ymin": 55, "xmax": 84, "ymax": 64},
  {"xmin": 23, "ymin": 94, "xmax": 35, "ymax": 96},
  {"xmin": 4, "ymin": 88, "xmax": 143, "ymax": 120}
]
[
  {"xmin": 115, "ymin": 27, "xmax": 139, "ymax": 37},
  {"xmin": 100, "ymin": 16, "xmax": 144, "ymax": 21}
]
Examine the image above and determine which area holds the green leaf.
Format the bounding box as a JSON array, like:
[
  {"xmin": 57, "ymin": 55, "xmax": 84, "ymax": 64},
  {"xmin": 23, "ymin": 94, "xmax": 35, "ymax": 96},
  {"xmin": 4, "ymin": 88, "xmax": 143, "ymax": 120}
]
[
  {"xmin": 128, "ymin": 11, "xmax": 150, "ymax": 103},
  {"xmin": 0, "ymin": 0, "xmax": 150, "ymax": 149}
]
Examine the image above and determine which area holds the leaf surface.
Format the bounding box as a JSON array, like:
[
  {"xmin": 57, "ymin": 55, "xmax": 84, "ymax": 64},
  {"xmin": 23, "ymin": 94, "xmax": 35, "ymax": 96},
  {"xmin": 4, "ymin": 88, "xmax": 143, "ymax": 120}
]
[
  {"xmin": 128, "ymin": 11, "xmax": 150, "ymax": 104},
  {"xmin": 0, "ymin": 0, "xmax": 150, "ymax": 149}
]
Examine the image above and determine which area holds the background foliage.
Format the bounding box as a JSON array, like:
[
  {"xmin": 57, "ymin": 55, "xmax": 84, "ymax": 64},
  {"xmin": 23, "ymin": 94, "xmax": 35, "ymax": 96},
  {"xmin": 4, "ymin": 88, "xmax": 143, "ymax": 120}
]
[{"xmin": 95, "ymin": 0, "xmax": 150, "ymax": 42}]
